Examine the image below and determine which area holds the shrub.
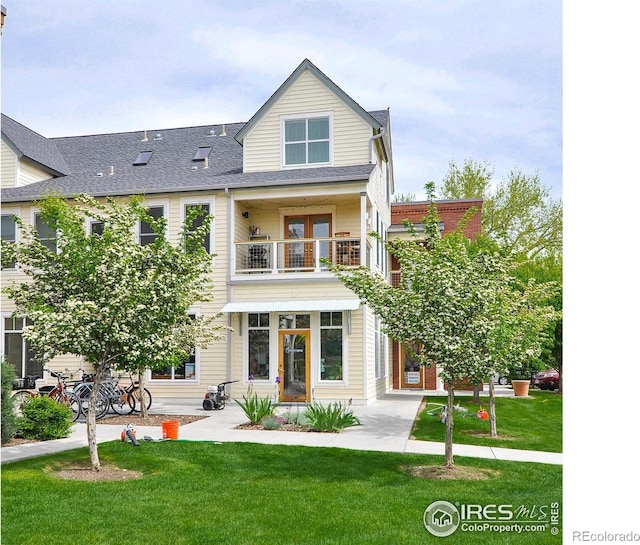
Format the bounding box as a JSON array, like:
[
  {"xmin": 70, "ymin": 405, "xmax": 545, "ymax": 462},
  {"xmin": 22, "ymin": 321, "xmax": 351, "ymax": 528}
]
[
  {"xmin": 235, "ymin": 392, "xmax": 280, "ymax": 425},
  {"xmin": 303, "ymin": 401, "xmax": 361, "ymax": 432},
  {"xmin": 1, "ymin": 360, "xmax": 19, "ymax": 444},
  {"xmin": 18, "ymin": 395, "xmax": 73, "ymax": 440},
  {"xmin": 261, "ymin": 415, "xmax": 285, "ymax": 430},
  {"xmin": 283, "ymin": 410, "xmax": 310, "ymax": 426}
]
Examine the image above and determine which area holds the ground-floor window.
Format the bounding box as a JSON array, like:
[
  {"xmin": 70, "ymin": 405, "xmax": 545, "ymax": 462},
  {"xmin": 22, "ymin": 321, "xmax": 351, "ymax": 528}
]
[
  {"xmin": 248, "ymin": 313, "xmax": 270, "ymax": 380},
  {"xmin": 320, "ymin": 311, "xmax": 343, "ymax": 381},
  {"xmin": 3, "ymin": 317, "xmax": 40, "ymax": 378},
  {"xmin": 150, "ymin": 313, "xmax": 197, "ymax": 381}
]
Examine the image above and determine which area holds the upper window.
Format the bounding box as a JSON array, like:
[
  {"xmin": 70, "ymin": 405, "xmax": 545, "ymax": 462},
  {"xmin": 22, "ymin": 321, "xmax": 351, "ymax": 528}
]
[
  {"xmin": 1, "ymin": 214, "xmax": 17, "ymax": 269},
  {"xmin": 133, "ymin": 151, "xmax": 153, "ymax": 165},
  {"xmin": 139, "ymin": 205, "xmax": 165, "ymax": 246},
  {"xmin": 283, "ymin": 116, "xmax": 330, "ymax": 166},
  {"xmin": 184, "ymin": 203, "xmax": 211, "ymax": 254},
  {"xmin": 34, "ymin": 213, "xmax": 57, "ymax": 253}
]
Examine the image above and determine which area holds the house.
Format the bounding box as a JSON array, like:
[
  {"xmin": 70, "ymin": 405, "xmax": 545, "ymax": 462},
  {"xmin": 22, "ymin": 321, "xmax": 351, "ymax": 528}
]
[{"xmin": 2, "ymin": 59, "xmax": 480, "ymax": 404}]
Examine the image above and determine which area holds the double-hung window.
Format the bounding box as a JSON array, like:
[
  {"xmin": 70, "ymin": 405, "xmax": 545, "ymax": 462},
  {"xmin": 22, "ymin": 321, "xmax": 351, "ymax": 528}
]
[
  {"xmin": 184, "ymin": 203, "xmax": 211, "ymax": 254},
  {"xmin": 283, "ymin": 114, "xmax": 331, "ymax": 166},
  {"xmin": 139, "ymin": 205, "xmax": 165, "ymax": 246},
  {"xmin": 34, "ymin": 213, "xmax": 57, "ymax": 253},
  {"xmin": 1, "ymin": 214, "xmax": 17, "ymax": 269}
]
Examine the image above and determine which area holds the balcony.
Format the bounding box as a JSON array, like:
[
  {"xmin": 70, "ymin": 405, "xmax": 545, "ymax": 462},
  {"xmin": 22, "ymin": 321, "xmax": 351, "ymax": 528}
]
[{"xmin": 234, "ymin": 236, "xmax": 366, "ymax": 275}]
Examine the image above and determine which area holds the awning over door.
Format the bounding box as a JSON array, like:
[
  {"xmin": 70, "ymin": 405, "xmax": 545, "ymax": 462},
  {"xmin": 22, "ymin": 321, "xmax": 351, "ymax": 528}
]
[{"xmin": 220, "ymin": 299, "xmax": 361, "ymax": 313}]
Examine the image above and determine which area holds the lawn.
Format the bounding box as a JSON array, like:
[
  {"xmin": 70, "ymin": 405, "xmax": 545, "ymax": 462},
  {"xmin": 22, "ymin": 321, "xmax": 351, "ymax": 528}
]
[
  {"xmin": 412, "ymin": 390, "xmax": 562, "ymax": 452},
  {"xmin": 1, "ymin": 441, "xmax": 562, "ymax": 544}
]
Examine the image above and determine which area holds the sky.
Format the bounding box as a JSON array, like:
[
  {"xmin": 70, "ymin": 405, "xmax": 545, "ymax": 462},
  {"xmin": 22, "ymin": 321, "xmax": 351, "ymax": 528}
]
[{"xmin": 0, "ymin": 0, "xmax": 562, "ymax": 201}]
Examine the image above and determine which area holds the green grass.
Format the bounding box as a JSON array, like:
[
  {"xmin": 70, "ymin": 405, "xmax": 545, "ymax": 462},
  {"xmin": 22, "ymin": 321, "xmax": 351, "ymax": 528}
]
[
  {"xmin": 1, "ymin": 441, "xmax": 562, "ymax": 544},
  {"xmin": 412, "ymin": 390, "xmax": 562, "ymax": 452}
]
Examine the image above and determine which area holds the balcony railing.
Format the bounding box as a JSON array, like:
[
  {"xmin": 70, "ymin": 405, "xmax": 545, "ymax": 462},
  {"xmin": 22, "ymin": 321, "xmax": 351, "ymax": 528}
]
[{"xmin": 234, "ymin": 237, "xmax": 364, "ymax": 274}]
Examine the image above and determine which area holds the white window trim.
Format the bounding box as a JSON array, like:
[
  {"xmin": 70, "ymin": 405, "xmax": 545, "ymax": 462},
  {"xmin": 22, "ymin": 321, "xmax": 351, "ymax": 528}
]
[
  {"xmin": 31, "ymin": 207, "xmax": 58, "ymax": 254},
  {"xmin": 136, "ymin": 200, "xmax": 169, "ymax": 245},
  {"xmin": 244, "ymin": 311, "xmax": 272, "ymax": 385},
  {"xmin": 148, "ymin": 308, "xmax": 201, "ymax": 383},
  {"xmin": 280, "ymin": 111, "xmax": 334, "ymax": 169},
  {"xmin": 318, "ymin": 310, "xmax": 347, "ymax": 384},
  {"xmin": 1, "ymin": 208, "xmax": 20, "ymax": 271},
  {"xmin": 180, "ymin": 197, "xmax": 215, "ymax": 257}
]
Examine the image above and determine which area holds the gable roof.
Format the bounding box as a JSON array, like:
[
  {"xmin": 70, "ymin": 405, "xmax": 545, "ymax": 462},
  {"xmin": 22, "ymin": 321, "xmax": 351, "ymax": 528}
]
[
  {"xmin": 234, "ymin": 59, "xmax": 383, "ymax": 145},
  {"xmin": 0, "ymin": 119, "xmax": 377, "ymax": 203},
  {"xmin": 1, "ymin": 114, "xmax": 69, "ymax": 176}
]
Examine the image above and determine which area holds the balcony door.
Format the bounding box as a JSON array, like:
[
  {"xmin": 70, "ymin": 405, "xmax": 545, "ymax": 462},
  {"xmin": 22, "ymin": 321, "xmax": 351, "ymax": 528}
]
[{"xmin": 285, "ymin": 215, "xmax": 331, "ymax": 270}]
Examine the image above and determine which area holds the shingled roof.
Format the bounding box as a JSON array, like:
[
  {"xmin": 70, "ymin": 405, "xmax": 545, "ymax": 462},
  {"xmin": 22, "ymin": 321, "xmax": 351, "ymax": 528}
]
[
  {"xmin": 1, "ymin": 110, "xmax": 388, "ymax": 203},
  {"xmin": 1, "ymin": 114, "xmax": 69, "ymax": 176}
]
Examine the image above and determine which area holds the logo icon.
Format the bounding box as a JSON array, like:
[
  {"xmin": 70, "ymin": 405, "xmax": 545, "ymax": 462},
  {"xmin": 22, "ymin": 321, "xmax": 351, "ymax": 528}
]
[{"xmin": 424, "ymin": 500, "xmax": 460, "ymax": 537}]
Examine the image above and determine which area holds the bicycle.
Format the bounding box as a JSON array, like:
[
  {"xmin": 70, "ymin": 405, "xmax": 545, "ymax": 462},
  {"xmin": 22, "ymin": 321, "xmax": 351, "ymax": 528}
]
[
  {"xmin": 120, "ymin": 373, "xmax": 152, "ymax": 414},
  {"xmin": 73, "ymin": 373, "xmax": 116, "ymax": 420},
  {"xmin": 11, "ymin": 369, "xmax": 82, "ymax": 422}
]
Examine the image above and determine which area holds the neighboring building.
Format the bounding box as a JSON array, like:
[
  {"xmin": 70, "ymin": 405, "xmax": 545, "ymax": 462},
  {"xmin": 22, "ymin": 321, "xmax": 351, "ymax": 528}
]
[
  {"xmin": 1, "ymin": 59, "xmax": 480, "ymax": 403},
  {"xmin": 388, "ymin": 199, "xmax": 483, "ymax": 391}
]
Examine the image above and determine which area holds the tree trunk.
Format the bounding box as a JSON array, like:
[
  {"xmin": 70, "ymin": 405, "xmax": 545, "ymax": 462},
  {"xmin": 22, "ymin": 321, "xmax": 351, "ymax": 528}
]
[
  {"xmin": 444, "ymin": 386, "xmax": 455, "ymax": 468},
  {"xmin": 86, "ymin": 366, "xmax": 106, "ymax": 471},
  {"xmin": 489, "ymin": 377, "xmax": 497, "ymax": 437},
  {"xmin": 138, "ymin": 369, "xmax": 148, "ymax": 419},
  {"xmin": 472, "ymin": 383, "xmax": 481, "ymax": 403}
]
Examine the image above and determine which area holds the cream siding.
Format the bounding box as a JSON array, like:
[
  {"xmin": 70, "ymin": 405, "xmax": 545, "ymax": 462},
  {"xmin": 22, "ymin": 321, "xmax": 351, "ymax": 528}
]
[
  {"xmin": 18, "ymin": 159, "xmax": 54, "ymax": 187},
  {"xmin": 243, "ymin": 71, "xmax": 373, "ymax": 172},
  {"xmin": 1, "ymin": 139, "xmax": 17, "ymax": 188}
]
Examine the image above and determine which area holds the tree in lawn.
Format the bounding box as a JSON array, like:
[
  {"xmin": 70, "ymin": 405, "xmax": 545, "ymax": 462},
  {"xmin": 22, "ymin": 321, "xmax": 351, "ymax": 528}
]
[
  {"xmin": 2, "ymin": 194, "xmax": 225, "ymax": 470},
  {"xmin": 328, "ymin": 192, "xmax": 499, "ymax": 467}
]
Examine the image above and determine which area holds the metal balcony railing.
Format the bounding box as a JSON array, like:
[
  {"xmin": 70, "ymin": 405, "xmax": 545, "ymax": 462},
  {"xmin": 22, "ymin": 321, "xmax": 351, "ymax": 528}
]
[{"xmin": 234, "ymin": 237, "xmax": 363, "ymax": 274}]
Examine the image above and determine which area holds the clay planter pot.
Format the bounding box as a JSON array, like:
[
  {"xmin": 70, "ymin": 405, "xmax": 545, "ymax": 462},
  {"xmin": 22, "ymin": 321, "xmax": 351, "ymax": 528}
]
[{"xmin": 511, "ymin": 379, "xmax": 531, "ymax": 397}]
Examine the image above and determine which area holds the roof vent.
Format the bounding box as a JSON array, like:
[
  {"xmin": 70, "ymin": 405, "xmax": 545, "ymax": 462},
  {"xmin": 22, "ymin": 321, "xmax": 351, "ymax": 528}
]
[
  {"xmin": 141, "ymin": 130, "xmax": 148, "ymax": 142},
  {"xmin": 153, "ymin": 133, "xmax": 162, "ymax": 141},
  {"xmin": 96, "ymin": 172, "xmax": 104, "ymax": 177},
  {"xmin": 207, "ymin": 129, "xmax": 216, "ymax": 137},
  {"xmin": 220, "ymin": 124, "xmax": 227, "ymax": 137},
  {"xmin": 109, "ymin": 166, "xmax": 115, "ymax": 176},
  {"xmin": 191, "ymin": 165, "xmax": 198, "ymax": 171}
]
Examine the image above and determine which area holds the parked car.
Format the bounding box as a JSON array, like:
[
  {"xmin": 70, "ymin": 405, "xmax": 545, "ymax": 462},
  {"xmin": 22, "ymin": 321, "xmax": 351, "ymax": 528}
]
[
  {"xmin": 531, "ymin": 369, "xmax": 560, "ymax": 390},
  {"xmin": 493, "ymin": 373, "xmax": 509, "ymax": 385}
]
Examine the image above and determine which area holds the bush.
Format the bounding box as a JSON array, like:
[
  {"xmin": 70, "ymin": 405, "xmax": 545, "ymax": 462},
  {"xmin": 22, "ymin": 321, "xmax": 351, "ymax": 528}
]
[
  {"xmin": 235, "ymin": 392, "xmax": 280, "ymax": 425},
  {"xmin": 261, "ymin": 415, "xmax": 285, "ymax": 430},
  {"xmin": 18, "ymin": 395, "xmax": 73, "ymax": 440},
  {"xmin": 303, "ymin": 401, "xmax": 361, "ymax": 432},
  {"xmin": 283, "ymin": 410, "xmax": 310, "ymax": 426},
  {"xmin": 1, "ymin": 360, "xmax": 19, "ymax": 444}
]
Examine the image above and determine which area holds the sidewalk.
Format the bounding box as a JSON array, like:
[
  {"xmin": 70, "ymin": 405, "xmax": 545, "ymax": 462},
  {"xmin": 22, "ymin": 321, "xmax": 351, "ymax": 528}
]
[{"xmin": 0, "ymin": 391, "xmax": 563, "ymax": 466}]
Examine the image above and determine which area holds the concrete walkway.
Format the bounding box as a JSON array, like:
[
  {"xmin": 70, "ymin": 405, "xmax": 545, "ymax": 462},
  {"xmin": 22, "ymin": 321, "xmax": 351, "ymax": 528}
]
[{"xmin": 0, "ymin": 391, "xmax": 563, "ymax": 466}]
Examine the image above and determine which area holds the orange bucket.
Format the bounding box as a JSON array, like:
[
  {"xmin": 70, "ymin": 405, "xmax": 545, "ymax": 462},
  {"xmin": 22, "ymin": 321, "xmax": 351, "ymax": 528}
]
[{"xmin": 162, "ymin": 420, "xmax": 179, "ymax": 440}]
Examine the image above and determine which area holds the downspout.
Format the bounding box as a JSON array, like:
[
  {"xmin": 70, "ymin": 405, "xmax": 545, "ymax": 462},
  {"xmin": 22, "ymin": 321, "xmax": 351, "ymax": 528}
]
[
  {"xmin": 369, "ymin": 127, "xmax": 386, "ymax": 164},
  {"xmin": 225, "ymin": 187, "xmax": 233, "ymax": 380}
]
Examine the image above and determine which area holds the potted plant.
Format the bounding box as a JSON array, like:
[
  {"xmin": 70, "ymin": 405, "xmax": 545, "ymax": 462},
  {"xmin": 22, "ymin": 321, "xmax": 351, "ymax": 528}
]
[{"xmin": 508, "ymin": 361, "xmax": 540, "ymax": 397}]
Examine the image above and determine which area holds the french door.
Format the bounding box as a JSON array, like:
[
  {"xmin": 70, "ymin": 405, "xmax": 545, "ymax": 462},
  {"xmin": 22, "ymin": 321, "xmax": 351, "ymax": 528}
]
[{"xmin": 284, "ymin": 215, "xmax": 331, "ymax": 269}]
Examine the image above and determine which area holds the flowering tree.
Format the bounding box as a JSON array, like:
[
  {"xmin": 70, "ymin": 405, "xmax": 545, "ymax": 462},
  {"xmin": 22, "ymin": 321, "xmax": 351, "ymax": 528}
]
[
  {"xmin": 327, "ymin": 191, "xmax": 558, "ymax": 467},
  {"xmin": 2, "ymin": 194, "xmax": 225, "ymax": 470}
]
